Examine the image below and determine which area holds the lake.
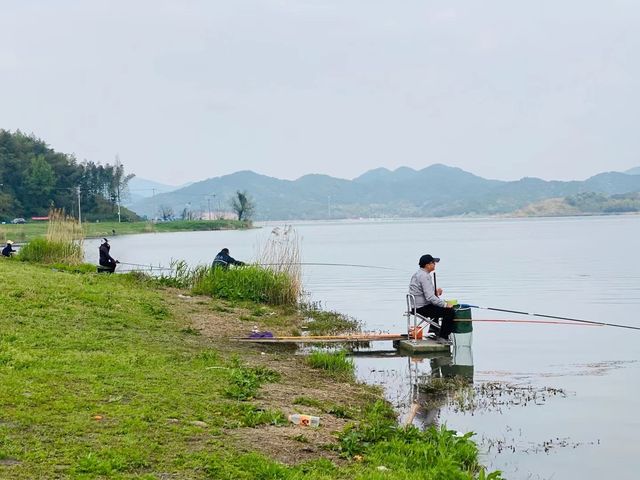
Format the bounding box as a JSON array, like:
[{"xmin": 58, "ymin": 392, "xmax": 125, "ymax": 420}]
[{"xmin": 85, "ymin": 215, "xmax": 640, "ymax": 479}]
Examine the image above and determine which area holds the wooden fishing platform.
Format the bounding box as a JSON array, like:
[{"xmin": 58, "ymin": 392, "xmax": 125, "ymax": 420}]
[
  {"xmin": 234, "ymin": 333, "xmax": 407, "ymax": 344},
  {"xmin": 396, "ymin": 338, "xmax": 451, "ymax": 353},
  {"xmin": 234, "ymin": 334, "xmax": 451, "ymax": 354}
]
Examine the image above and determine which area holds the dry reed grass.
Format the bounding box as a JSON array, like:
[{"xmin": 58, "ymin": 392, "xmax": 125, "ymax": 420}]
[
  {"xmin": 254, "ymin": 225, "xmax": 302, "ymax": 302},
  {"xmin": 19, "ymin": 209, "xmax": 85, "ymax": 264},
  {"xmin": 47, "ymin": 209, "xmax": 84, "ymax": 245}
]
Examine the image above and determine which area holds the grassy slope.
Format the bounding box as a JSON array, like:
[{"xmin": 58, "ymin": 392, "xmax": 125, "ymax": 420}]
[
  {"xmin": 0, "ymin": 260, "xmax": 496, "ymax": 479},
  {"xmin": 0, "ymin": 261, "xmax": 234, "ymax": 478}
]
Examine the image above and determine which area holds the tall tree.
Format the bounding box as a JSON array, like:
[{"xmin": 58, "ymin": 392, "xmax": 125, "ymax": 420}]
[
  {"xmin": 230, "ymin": 190, "xmax": 255, "ymax": 221},
  {"xmin": 24, "ymin": 155, "xmax": 55, "ymax": 214}
]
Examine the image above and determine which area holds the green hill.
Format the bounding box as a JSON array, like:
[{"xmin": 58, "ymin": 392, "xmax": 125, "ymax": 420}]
[{"xmin": 0, "ymin": 130, "xmax": 138, "ymax": 222}]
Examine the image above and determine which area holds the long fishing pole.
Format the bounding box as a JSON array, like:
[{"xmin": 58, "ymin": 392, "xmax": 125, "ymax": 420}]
[
  {"xmin": 115, "ymin": 261, "xmax": 397, "ymax": 272},
  {"xmin": 461, "ymin": 318, "xmax": 601, "ymax": 327},
  {"xmin": 117, "ymin": 262, "xmax": 174, "ymax": 271},
  {"xmin": 257, "ymin": 262, "xmax": 398, "ymax": 271},
  {"xmin": 467, "ymin": 304, "xmax": 640, "ymax": 331}
]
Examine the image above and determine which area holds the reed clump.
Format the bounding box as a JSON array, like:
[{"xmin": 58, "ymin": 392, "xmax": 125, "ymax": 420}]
[
  {"xmin": 175, "ymin": 226, "xmax": 302, "ymax": 306},
  {"xmin": 19, "ymin": 209, "xmax": 84, "ymax": 264},
  {"xmin": 192, "ymin": 265, "xmax": 298, "ymax": 306},
  {"xmin": 253, "ymin": 225, "xmax": 302, "ymax": 303}
]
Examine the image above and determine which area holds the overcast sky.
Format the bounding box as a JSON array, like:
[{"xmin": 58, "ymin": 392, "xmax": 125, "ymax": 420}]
[{"xmin": 1, "ymin": 1, "xmax": 639, "ymax": 185}]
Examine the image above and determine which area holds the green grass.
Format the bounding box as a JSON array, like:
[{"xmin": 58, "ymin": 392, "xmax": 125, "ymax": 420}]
[
  {"xmin": 17, "ymin": 237, "xmax": 84, "ymax": 265},
  {"xmin": 193, "ymin": 265, "xmax": 299, "ymax": 306},
  {"xmin": 306, "ymin": 350, "xmax": 355, "ymax": 377},
  {"xmin": 0, "ymin": 219, "xmax": 250, "ymax": 243},
  {"xmin": 336, "ymin": 401, "xmax": 501, "ymax": 479},
  {"xmin": 0, "ymin": 260, "xmax": 500, "ymax": 479},
  {"xmin": 224, "ymin": 356, "xmax": 281, "ymax": 400},
  {"xmin": 302, "ymin": 304, "xmax": 361, "ymax": 335},
  {"xmin": 0, "ymin": 262, "xmax": 280, "ymax": 478},
  {"xmin": 293, "ymin": 397, "xmax": 356, "ymax": 419}
]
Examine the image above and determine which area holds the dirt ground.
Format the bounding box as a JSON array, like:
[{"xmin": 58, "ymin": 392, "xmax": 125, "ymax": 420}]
[{"xmin": 164, "ymin": 291, "xmax": 378, "ymax": 465}]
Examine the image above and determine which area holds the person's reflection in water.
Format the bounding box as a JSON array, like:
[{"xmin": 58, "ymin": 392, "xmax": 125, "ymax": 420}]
[{"xmin": 407, "ymin": 346, "xmax": 474, "ymax": 428}]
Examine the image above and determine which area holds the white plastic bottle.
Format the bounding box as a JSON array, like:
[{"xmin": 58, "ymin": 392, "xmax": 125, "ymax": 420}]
[{"xmin": 288, "ymin": 414, "xmax": 320, "ymax": 427}]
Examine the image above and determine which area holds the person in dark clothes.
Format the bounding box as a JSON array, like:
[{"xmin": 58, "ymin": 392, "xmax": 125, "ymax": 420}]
[
  {"xmin": 2, "ymin": 240, "xmax": 16, "ymax": 257},
  {"xmin": 98, "ymin": 238, "xmax": 119, "ymax": 273},
  {"xmin": 212, "ymin": 248, "xmax": 245, "ymax": 268},
  {"xmin": 408, "ymin": 254, "xmax": 455, "ymax": 344}
]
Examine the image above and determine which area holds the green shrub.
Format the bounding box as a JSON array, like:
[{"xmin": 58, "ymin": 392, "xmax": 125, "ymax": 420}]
[{"xmin": 18, "ymin": 237, "xmax": 83, "ymax": 265}]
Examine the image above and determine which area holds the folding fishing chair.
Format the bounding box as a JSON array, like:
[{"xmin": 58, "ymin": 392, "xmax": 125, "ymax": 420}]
[{"xmin": 405, "ymin": 294, "xmax": 442, "ymax": 340}]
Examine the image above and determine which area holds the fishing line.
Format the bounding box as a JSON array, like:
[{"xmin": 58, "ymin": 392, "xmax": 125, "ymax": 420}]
[
  {"xmin": 117, "ymin": 262, "xmax": 174, "ymax": 271},
  {"xmin": 468, "ymin": 305, "xmax": 640, "ymax": 331},
  {"xmin": 257, "ymin": 262, "xmax": 399, "ymax": 271},
  {"xmin": 113, "ymin": 261, "xmax": 400, "ymax": 272},
  {"xmin": 462, "ymin": 318, "xmax": 601, "ymax": 327}
]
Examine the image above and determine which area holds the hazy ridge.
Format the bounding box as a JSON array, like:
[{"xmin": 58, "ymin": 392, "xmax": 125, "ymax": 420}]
[{"xmin": 129, "ymin": 164, "xmax": 640, "ymax": 220}]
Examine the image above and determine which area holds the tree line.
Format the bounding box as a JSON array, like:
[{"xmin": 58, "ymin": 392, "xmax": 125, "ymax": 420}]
[{"xmin": 0, "ymin": 130, "xmax": 137, "ymax": 222}]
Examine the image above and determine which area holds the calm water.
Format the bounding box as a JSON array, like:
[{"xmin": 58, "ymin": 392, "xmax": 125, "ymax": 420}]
[{"xmin": 85, "ymin": 216, "xmax": 640, "ymax": 479}]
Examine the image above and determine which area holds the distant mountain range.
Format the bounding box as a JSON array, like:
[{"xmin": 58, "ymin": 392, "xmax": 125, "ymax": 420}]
[
  {"xmin": 125, "ymin": 177, "xmax": 188, "ymax": 205},
  {"xmin": 128, "ymin": 164, "xmax": 640, "ymax": 220}
]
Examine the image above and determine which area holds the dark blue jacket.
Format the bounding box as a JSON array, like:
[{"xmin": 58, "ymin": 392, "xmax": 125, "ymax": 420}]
[{"xmin": 212, "ymin": 250, "xmax": 244, "ymax": 268}]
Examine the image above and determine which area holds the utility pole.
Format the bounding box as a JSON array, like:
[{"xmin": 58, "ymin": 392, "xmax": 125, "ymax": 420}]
[
  {"xmin": 77, "ymin": 187, "xmax": 82, "ymax": 223},
  {"xmin": 207, "ymin": 197, "xmax": 211, "ymax": 220},
  {"xmin": 115, "ymin": 155, "xmax": 122, "ymax": 223},
  {"xmin": 151, "ymin": 188, "xmax": 156, "ymax": 221}
]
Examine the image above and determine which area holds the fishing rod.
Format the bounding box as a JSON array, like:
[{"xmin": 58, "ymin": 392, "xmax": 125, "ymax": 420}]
[
  {"xmin": 115, "ymin": 261, "xmax": 397, "ymax": 272},
  {"xmin": 467, "ymin": 305, "xmax": 640, "ymax": 331},
  {"xmin": 461, "ymin": 319, "xmax": 600, "ymax": 327},
  {"xmin": 117, "ymin": 262, "xmax": 174, "ymax": 271},
  {"xmin": 257, "ymin": 262, "xmax": 398, "ymax": 271}
]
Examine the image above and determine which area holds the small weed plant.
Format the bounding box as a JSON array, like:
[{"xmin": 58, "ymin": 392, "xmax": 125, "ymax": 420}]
[{"xmin": 224, "ymin": 357, "xmax": 281, "ymax": 401}]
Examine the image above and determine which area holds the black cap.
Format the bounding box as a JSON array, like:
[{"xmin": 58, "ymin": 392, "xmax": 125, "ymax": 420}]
[{"xmin": 419, "ymin": 254, "xmax": 440, "ymax": 267}]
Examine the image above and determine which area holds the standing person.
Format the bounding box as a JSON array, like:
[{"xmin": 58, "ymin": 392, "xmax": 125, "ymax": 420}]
[
  {"xmin": 98, "ymin": 238, "xmax": 119, "ymax": 273},
  {"xmin": 2, "ymin": 240, "xmax": 16, "ymax": 257},
  {"xmin": 212, "ymin": 248, "xmax": 245, "ymax": 268},
  {"xmin": 408, "ymin": 254, "xmax": 455, "ymax": 344}
]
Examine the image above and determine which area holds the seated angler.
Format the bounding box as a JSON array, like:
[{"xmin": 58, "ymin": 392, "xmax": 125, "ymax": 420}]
[
  {"xmin": 408, "ymin": 254, "xmax": 455, "ymax": 344},
  {"xmin": 98, "ymin": 238, "xmax": 119, "ymax": 273},
  {"xmin": 212, "ymin": 248, "xmax": 245, "ymax": 269},
  {"xmin": 2, "ymin": 240, "xmax": 17, "ymax": 257}
]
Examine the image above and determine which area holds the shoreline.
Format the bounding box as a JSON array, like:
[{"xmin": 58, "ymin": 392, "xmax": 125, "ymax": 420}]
[{"xmin": 0, "ymin": 259, "xmax": 500, "ymax": 478}]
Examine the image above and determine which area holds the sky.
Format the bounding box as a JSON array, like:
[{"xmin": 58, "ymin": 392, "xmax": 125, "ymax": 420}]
[{"xmin": 1, "ymin": 0, "xmax": 639, "ymax": 186}]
